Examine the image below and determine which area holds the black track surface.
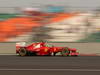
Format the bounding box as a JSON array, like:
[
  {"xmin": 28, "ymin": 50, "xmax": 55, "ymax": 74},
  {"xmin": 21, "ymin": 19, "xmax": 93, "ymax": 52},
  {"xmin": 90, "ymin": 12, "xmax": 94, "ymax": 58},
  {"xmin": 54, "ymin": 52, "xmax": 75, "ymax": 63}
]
[{"xmin": 0, "ymin": 55, "xmax": 100, "ymax": 75}]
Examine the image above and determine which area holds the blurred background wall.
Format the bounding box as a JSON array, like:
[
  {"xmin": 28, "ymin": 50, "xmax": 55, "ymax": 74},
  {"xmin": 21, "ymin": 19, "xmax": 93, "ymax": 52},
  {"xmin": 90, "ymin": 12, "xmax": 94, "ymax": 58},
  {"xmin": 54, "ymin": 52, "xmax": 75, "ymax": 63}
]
[
  {"xmin": 0, "ymin": 0, "xmax": 100, "ymax": 9},
  {"xmin": 0, "ymin": 0, "xmax": 100, "ymax": 42},
  {"xmin": 0, "ymin": 43, "xmax": 15, "ymax": 54}
]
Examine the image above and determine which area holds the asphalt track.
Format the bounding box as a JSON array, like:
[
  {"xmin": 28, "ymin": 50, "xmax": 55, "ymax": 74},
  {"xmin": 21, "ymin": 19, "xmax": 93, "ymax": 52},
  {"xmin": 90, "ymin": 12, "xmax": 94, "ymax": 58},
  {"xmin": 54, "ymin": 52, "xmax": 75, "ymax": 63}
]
[{"xmin": 0, "ymin": 55, "xmax": 100, "ymax": 75}]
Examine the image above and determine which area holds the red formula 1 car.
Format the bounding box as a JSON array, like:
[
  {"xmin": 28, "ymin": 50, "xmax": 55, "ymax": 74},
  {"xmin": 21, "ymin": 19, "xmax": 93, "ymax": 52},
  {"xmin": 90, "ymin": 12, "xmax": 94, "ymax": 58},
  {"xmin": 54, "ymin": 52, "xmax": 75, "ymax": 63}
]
[{"xmin": 16, "ymin": 42, "xmax": 79, "ymax": 56}]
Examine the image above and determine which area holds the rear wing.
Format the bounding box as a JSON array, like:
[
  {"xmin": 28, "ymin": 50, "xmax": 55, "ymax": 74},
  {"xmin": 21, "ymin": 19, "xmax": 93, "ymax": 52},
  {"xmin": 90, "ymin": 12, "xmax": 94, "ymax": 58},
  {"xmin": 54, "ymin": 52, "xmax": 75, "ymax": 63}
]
[{"xmin": 16, "ymin": 42, "xmax": 26, "ymax": 47}]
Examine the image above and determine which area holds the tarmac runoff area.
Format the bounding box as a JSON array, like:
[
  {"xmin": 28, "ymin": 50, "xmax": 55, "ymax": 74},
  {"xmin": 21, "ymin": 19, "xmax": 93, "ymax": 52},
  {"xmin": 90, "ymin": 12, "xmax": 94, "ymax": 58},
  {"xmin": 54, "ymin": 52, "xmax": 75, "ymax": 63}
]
[{"xmin": 0, "ymin": 55, "xmax": 100, "ymax": 75}]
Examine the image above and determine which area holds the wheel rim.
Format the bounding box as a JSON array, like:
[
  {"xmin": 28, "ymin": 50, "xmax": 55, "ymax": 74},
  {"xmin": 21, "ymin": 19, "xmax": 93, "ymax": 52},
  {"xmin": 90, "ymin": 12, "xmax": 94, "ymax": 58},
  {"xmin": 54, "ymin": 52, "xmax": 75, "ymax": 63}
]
[{"xmin": 19, "ymin": 48, "xmax": 27, "ymax": 56}]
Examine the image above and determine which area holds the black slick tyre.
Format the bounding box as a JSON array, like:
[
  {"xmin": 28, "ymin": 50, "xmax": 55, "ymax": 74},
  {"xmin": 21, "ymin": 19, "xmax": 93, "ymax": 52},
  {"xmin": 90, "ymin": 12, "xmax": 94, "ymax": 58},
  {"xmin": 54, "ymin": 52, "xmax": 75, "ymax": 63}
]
[{"xmin": 19, "ymin": 48, "xmax": 27, "ymax": 56}]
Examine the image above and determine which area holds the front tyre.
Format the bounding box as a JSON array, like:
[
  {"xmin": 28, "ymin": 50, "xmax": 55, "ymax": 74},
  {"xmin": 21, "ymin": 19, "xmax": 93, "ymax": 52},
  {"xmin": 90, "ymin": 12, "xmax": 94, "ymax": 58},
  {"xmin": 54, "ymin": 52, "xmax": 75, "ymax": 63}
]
[{"xmin": 61, "ymin": 47, "xmax": 70, "ymax": 56}]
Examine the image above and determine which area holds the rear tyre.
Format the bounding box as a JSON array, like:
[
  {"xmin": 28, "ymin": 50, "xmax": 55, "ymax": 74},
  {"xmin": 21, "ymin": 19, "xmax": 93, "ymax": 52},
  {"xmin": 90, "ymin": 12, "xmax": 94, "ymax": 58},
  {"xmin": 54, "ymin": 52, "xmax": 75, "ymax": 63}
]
[{"xmin": 19, "ymin": 48, "xmax": 27, "ymax": 56}]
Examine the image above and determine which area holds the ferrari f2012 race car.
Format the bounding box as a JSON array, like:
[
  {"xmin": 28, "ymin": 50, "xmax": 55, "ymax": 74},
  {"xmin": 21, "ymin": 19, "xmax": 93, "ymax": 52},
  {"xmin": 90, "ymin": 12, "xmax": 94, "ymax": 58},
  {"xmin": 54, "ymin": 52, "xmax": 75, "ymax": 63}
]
[{"xmin": 16, "ymin": 42, "xmax": 79, "ymax": 56}]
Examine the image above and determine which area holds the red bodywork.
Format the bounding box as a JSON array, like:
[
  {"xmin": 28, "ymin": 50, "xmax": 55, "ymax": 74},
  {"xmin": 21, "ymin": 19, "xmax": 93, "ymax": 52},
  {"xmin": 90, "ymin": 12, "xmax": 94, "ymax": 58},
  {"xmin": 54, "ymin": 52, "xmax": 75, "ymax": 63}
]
[{"xmin": 16, "ymin": 42, "xmax": 79, "ymax": 56}]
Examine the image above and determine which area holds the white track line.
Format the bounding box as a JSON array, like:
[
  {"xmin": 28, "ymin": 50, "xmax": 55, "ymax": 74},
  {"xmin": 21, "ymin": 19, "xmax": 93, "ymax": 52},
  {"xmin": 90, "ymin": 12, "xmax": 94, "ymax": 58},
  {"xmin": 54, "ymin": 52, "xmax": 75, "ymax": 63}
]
[{"xmin": 0, "ymin": 69, "xmax": 100, "ymax": 71}]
